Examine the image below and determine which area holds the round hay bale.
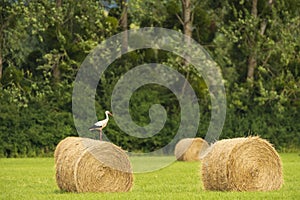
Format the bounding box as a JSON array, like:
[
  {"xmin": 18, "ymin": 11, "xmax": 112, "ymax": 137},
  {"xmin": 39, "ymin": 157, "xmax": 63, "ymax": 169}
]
[
  {"xmin": 54, "ymin": 137, "xmax": 133, "ymax": 192},
  {"xmin": 174, "ymin": 138, "xmax": 209, "ymax": 161},
  {"xmin": 201, "ymin": 136, "xmax": 283, "ymax": 191}
]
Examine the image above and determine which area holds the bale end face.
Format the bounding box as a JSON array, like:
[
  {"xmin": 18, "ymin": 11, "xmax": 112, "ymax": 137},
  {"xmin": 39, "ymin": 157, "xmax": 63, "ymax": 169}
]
[
  {"xmin": 174, "ymin": 138, "xmax": 209, "ymax": 161},
  {"xmin": 55, "ymin": 137, "xmax": 133, "ymax": 193},
  {"xmin": 201, "ymin": 136, "xmax": 283, "ymax": 191}
]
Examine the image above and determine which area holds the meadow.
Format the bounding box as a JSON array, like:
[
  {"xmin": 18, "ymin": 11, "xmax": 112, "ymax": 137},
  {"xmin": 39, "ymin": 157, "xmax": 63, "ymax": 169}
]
[{"xmin": 0, "ymin": 153, "xmax": 299, "ymax": 200}]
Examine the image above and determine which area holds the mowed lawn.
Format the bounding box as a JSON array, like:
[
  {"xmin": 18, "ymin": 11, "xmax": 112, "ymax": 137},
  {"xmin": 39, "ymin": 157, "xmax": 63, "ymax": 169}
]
[{"xmin": 0, "ymin": 153, "xmax": 299, "ymax": 200}]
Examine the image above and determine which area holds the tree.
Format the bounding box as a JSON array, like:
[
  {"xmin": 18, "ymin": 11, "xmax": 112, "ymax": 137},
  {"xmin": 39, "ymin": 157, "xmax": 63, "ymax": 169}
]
[
  {"xmin": 0, "ymin": 1, "xmax": 25, "ymax": 81},
  {"xmin": 211, "ymin": 0, "xmax": 300, "ymax": 148},
  {"xmin": 247, "ymin": 0, "xmax": 274, "ymax": 81},
  {"xmin": 0, "ymin": 0, "xmax": 299, "ymax": 157},
  {"xmin": 180, "ymin": 0, "xmax": 192, "ymax": 39},
  {"xmin": 120, "ymin": 0, "xmax": 128, "ymax": 52}
]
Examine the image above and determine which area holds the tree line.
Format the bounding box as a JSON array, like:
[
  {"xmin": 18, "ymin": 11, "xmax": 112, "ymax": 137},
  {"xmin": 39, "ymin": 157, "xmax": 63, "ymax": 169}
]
[{"xmin": 0, "ymin": 0, "xmax": 299, "ymax": 157}]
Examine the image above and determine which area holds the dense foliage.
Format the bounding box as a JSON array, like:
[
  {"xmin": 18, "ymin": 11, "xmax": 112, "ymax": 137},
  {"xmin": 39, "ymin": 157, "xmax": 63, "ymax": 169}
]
[{"xmin": 0, "ymin": 0, "xmax": 299, "ymax": 157}]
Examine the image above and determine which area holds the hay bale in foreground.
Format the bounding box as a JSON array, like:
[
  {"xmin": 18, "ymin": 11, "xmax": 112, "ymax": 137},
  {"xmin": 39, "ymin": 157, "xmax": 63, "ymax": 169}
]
[
  {"xmin": 174, "ymin": 138, "xmax": 209, "ymax": 161},
  {"xmin": 54, "ymin": 137, "xmax": 133, "ymax": 193},
  {"xmin": 201, "ymin": 136, "xmax": 283, "ymax": 191}
]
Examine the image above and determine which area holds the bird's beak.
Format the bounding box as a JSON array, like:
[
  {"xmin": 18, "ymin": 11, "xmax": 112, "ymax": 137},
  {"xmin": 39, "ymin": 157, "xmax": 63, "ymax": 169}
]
[{"xmin": 109, "ymin": 112, "xmax": 113, "ymax": 116}]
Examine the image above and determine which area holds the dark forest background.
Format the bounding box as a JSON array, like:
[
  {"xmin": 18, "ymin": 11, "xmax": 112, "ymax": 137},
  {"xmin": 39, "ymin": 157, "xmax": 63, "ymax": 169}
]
[{"xmin": 0, "ymin": 0, "xmax": 299, "ymax": 157}]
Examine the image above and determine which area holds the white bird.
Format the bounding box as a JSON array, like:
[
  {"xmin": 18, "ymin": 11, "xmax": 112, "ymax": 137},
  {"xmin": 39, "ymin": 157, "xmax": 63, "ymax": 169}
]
[{"xmin": 89, "ymin": 111, "xmax": 113, "ymax": 141}]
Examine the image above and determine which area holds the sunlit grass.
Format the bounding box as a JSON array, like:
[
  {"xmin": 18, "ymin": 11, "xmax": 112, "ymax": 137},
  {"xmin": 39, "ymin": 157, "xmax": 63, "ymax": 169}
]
[{"xmin": 0, "ymin": 153, "xmax": 299, "ymax": 199}]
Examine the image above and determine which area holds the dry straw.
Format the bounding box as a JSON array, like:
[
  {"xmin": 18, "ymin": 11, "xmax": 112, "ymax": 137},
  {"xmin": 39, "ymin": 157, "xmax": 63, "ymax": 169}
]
[
  {"xmin": 54, "ymin": 137, "xmax": 133, "ymax": 192},
  {"xmin": 201, "ymin": 136, "xmax": 283, "ymax": 191},
  {"xmin": 174, "ymin": 138, "xmax": 209, "ymax": 161}
]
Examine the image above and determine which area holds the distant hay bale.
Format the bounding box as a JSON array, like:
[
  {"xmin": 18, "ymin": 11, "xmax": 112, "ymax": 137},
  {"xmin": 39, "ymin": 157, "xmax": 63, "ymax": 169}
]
[
  {"xmin": 201, "ymin": 136, "xmax": 283, "ymax": 191},
  {"xmin": 174, "ymin": 138, "xmax": 209, "ymax": 161},
  {"xmin": 54, "ymin": 137, "xmax": 133, "ymax": 193}
]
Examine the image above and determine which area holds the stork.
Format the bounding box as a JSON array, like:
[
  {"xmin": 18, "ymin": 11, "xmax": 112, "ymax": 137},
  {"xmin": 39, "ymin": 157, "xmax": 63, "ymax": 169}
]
[{"xmin": 89, "ymin": 111, "xmax": 113, "ymax": 141}]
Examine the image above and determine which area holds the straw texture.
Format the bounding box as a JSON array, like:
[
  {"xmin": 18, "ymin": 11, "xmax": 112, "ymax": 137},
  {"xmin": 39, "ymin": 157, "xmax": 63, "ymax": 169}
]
[
  {"xmin": 54, "ymin": 137, "xmax": 133, "ymax": 192},
  {"xmin": 174, "ymin": 138, "xmax": 209, "ymax": 161},
  {"xmin": 201, "ymin": 136, "xmax": 283, "ymax": 191}
]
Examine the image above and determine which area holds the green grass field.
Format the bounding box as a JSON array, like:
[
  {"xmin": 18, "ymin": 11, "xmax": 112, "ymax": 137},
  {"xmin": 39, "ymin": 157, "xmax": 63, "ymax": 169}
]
[{"xmin": 0, "ymin": 153, "xmax": 299, "ymax": 200}]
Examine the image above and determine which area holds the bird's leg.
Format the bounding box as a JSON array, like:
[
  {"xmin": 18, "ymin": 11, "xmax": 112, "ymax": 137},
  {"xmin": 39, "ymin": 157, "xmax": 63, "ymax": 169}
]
[{"xmin": 99, "ymin": 129, "xmax": 102, "ymax": 141}]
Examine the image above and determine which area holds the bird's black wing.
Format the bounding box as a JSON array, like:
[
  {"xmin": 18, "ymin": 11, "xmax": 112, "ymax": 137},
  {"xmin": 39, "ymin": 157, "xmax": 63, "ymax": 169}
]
[{"xmin": 89, "ymin": 124, "xmax": 102, "ymax": 130}]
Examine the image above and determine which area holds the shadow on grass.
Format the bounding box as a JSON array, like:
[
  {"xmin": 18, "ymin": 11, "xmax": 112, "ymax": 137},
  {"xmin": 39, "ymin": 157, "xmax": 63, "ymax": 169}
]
[{"xmin": 53, "ymin": 189, "xmax": 69, "ymax": 194}]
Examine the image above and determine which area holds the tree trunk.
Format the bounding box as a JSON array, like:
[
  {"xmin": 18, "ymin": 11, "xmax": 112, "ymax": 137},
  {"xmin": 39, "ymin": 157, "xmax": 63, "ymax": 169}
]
[
  {"xmin": 120, "ymin": 0, "xmax": 128, "ymax": 53},
  {"xmin": 56, "ymin": 0, "xmax": 62, "ymax": 7},
  {"xmin": 0, "ymin": 52, "xmax": 2, "ymax": 80},
  {"xmin": 53, "ymin": 63, "xmax": 61, "ymax": 80},
  {"xmin": 181, "ymin": 0, "xmax": 193, "ymax": 95},
  {"xmin": 0, "ymin": 19, "xmax": 7, "ymax": 81},
  {"xmin": 247, "ymin": 0, "xmax": 258, "ymax": 81},
  {"xmin": 247, "ymin": 56, "xmax": 257, "ymax": 80},
  {"xmin": 247, "ymin": 0, "xmax": 273, "ymax": 81},
  {"xmin": 53, "ymin": 0, "xmax": 62, "ymax": 81},
  {"xmin": 182, "ymin": 0, "xmax": 192, "ymax": 40},
  {"xmin": 251, "ymin": 0, "xmax": 258, "ymax": 18}
]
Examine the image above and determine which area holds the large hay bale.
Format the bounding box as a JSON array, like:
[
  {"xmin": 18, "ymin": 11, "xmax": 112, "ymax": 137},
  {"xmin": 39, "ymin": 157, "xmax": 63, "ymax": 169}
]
[
  {"xmin": 201, "ymin": 136, "xmax": 283, "ymax": 191},
  {"xmin": 174, "ymin": 138, "xmax": 209, "ymax": 161},
  {"xmin": 54, "ymin": 137, "xmax": 133, "ymax": 192}
]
